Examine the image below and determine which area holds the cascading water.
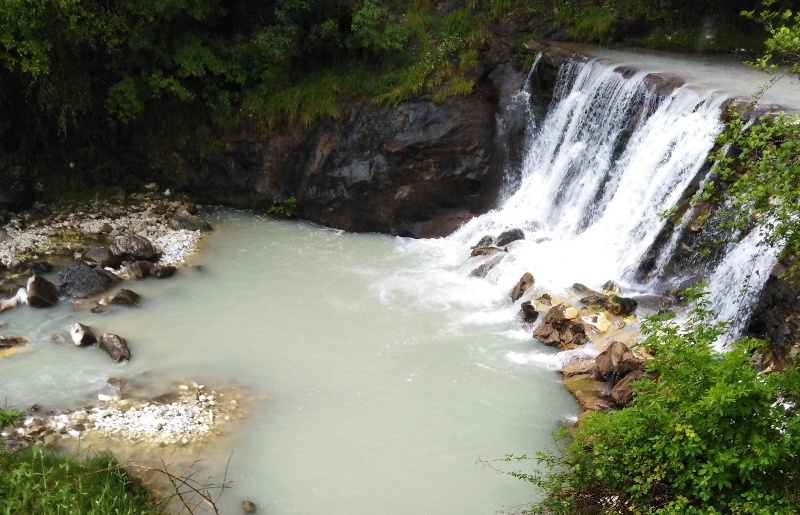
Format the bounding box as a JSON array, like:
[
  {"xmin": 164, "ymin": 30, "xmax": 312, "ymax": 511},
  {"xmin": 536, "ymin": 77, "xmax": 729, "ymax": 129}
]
[{"xmin": 443, "ymin": 57, "xmax": 776, "ymax": 339}]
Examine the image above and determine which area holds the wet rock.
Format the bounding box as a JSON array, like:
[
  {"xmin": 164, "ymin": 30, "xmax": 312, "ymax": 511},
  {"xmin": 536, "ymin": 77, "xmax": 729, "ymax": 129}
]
[
  {"xmin": 110, "ymin": 234, "xmax": 158, "ymax": 261},
  {"xmin": 59, "ymin": 265, "xmax": 119, "ymax": 298},
  {"xmin": 0, "ymin": 336, "xmax": 28, "ymax": 349},
  {"xmin": 470, "ymin": 246, "xmax": 503, "ymax": 257},
  {"xmin": 604, "ymin": 295, "xmax": 638, "ymax": 316},
  {"xmin": 602, "ymin": 280, "xmax": 621, "ymax": 294},
  {"xmin": 470, "ymin": 254, "xmax": 504, "ymax": 278},
  {"xmin": 151, "ymin": 264, "xmax": 177, "ymax": 279},
  {"xmin": 119, "ymin": 260, "xmax": 154, "ymax": 280},
  {"xmin": 495, "ymin": 228, "xmax": 525, "ymax": 247},
  {"xmin": 520, "ymin": 300, "xmax": 539, "ymax": 323},
  {"xmin": 171, "ymin": 209, "xmax": 212, "ymax": 232},
  {"xmin": 510, "ymin": 272, "xmax": 535, "ymax": 302},
  {"xmin": 574, "ymin": 390, "xmax": 615, "ymax": 411},
  {"xmin": 81, "ymin": 247, "xmax": 118, "ymax": 268},
  {"xmin": 28, "ymin": 261, "xmax": 52, "ymax": 274},
  {"xmin": 106, "ymin": 289, "xmax": 140, "ymax": 306},
  {"xmin": 573, "ymin": 283, "xmax": 601, "ymax": 296},
  {"xmin": 98, "ymin": 333, "xmax": 131, "ymax": 362},
  {"xmin": 580, "ymin": 294, "xmax": 609, "ymax": 307},
  {"xmin": 532, "ymin": 304, "xmax": 588, "ymax": 350},
  {"xmin": 559, "ymin": 357, "xmax": 596, "ymax": 378},
  {"xmin": 472, "ymin": 235, "xmax": 494, "ymax": 248},
  {"xmin": 26, "ymin": 275, "xmax": 58, "ymax": 308},
  {"xmin": 70, "ymin": 323, "xmax": 97, "ymax": 347}
]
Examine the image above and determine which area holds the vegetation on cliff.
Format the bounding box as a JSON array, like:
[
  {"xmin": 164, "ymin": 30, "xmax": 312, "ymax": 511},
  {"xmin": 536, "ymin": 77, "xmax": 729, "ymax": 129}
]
[{"xmin": 0, "ymin": 0, "xmax": 786, "ymax": 204}]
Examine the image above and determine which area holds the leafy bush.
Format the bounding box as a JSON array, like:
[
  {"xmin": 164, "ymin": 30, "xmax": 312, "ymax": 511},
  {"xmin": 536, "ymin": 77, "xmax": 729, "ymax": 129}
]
[{"xmin": 512, "ymin": 289, "xmax": 800, "ymax": 514}]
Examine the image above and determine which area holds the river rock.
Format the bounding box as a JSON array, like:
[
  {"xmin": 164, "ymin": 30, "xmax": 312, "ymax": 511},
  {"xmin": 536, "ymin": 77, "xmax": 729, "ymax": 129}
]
[
  {"xmin": 510, "ymin": 272, "xmax": 534, "ymax": 302},
  {"xmin": 532, "ymin": 303, "xmax": 588, "ymax": 350},
  {"xmin": 594, "ymin": 341, "xmax": 642, "ymax": 384},
  {"xmin": 470, "ymin": 246, "xmax": 503, "ymax": 257},
  {"xmin": 604, "ymin": 295, "xmax": 638, "ymax": 316},
  {"xmin": 171, "ymin": 209, "xmax": 212, "ymax": 232},
  {"xmin": 472, "ymin": 235, "xmax": 494, "ymax": 248},
  {"xmin": 602, "ymin": 280, "xmax": 621, "ymax": 294},
  {"xmin": 107, "ymin": 289, "xmax": 140, "ymax": 306},
  {"xmin": 0, "ymin": 336, "xmax": 28, "ymax": 349},
  {"xmin": 98, "ymin": 333, "xmax": 131, "ymax": 362},
  {"xmin": 520, "ymin": 300, "xmax": 539, "ymax": 323},
  {"xmin": 471, "ymin": 254, "xmax": 504, "ymax": 278},
  {"xmin": 110, "ymin": 234, "xmax": 158, "ymax": 261},
  {"xmin": 119, "ymin": 260, "xmax": 154, "ymax": 280},
  {"xmin": 495, "ymin": 228, "xmax": 525, "ymax": 247},
  {"xmin": 69, "ymin": 323, "xmax": 97, "ymax": 347},
  {"xmin": 151, "ymin": 264, "xmax": 177, "ymax": 279},
  {"xmin": 573, "ymin": 283, "xmax": 601, "ymax": 297},
  {"xmin": 26, "ymin": 275, "xmax": 58, "ymax": 308},
  {"xmin": 611, "ymin": 369, "xmax": 643, "ymax": 406},
  {"xmin": 81, "ymin": 247, "xmax": 118, "ymax": 268},
  {"xmin": 58, "ymin": 265, "xmax": 119, "ymax": 298}
]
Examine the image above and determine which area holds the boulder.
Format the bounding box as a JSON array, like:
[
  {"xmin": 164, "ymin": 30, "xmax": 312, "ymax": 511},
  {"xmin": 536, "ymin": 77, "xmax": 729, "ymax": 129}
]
[
  {"xmin": 26, "ymin": 275, "xmax": 58, "ymax": 308},
  {"xmin": 109, "ymin": 234, "xmax": 158, "ymax": 261},
  {"xmin": 98, "ymin": 333, "xmax": 131, "ymax": 362},
  {"xmin": 510, "ymin": 272, "xmax": 535, "ymax": 302},
  {"xmin": 602, "ymin": 280, "xmax": 621, "ymax": 294},
  {"xmin": 604, "ymin": 295, "xmax": 638, "ymax": 316},
  {"xmin": 495, "ymin": 228, "xmax": 525, "ymax": 247},
  {"xmin": 81, "ymin": 248, "xmax": 117, "ymax": 268},
  {"xmin": 594, "ymin": 341, "xmax": 643, "ymax": 384},
  {"xmin": 472, "ymin": 235, "xmax": 494, "ymax": 248},
  {"xmin": 69, "ymin": 323, "xmax": 97, "ymax": 347},
  {"xmin": 559, "ymin": 357, "xmax": 596, "ymax": 378},
  {"xmin": 611, "ymin": 369, "xmax": 644, "ymax": 406},
  {"xmin": 171, "ymin": 209, "xmax": 212, "ymax": 232},
  {"xmin": 574, "ymin": 390, "xmax": 615, "ymax": 411},
  {"xmin": 151, "ymin": 264, "xmax": 177, "ymax": 279},
  {"xmin": 532, "ymin": 304, "xmax": 588, "ymax": 350},
  {"xmin": 58, "ymin": 265, "xmax": 119, "ymax": 298}
]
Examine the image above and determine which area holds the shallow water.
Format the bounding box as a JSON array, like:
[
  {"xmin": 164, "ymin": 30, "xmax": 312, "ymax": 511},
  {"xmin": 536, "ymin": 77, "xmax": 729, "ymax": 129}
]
[{"xmin": 0, "ymin": 210, "xmax": 580, "ymax": 514}]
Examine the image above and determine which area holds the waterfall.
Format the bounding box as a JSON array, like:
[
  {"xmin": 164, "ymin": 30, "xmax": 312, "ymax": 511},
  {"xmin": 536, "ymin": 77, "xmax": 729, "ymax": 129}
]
[{"xmin": 445, "ymin": 57, "xmax": 777, "ymax": 340}]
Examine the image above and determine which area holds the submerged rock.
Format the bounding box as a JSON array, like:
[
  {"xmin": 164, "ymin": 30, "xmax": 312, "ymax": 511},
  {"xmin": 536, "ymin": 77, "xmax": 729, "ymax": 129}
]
[
  {"xmin": 106, "ymin": 288, "xmax": 140, "ymax": 306},
  {"xmin": 0, "ymin": 336, "xmax": 28, "ymax": 348},
  {"xmin": 151, "ymin": 264, "xmax": 177, "ymax": 279}
]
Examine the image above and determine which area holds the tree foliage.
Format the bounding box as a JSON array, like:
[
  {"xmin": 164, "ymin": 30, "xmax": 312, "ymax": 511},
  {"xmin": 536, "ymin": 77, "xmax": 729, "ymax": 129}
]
[{"xmin": 514, "ymin": 289, "xmax": 800, "ymax": 514}]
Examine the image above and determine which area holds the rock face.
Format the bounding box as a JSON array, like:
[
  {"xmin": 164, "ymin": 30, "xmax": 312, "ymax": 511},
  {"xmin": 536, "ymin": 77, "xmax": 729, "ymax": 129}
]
[
  {"xmin": 184, "ymin": 40, "xmax": 536, "ymax": 238},
  {"xmin": 99, "ymin": 333, "xmax": 131, "ymax": 362},
  {"xmin": 58, "ymin": 265, "xmax": 119, "ymax": 298},
  {"xmin": 533, "ymin": 303, "xmax": 588, "ymax": 350},
  {"xmin": 26, "ymin": 275, "xmax": 58, "ymax": 308}
]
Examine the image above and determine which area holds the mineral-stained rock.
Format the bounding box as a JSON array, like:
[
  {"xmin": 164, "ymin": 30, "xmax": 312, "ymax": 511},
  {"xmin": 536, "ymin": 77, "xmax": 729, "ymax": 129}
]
[
  {"xmin": 81, "ymin": 247, "xmax": 117, "ymax": 268},
  {"xmin": 510, "ymin": 272, "xmax": 534, "ymax": 302},
  {"xmin": 495, "ymin": 228, "xmax": 525, "ymax": 247},
  {"xmin": 110, "ymin": 234, "xmax": 158, "ymax": 261},
  {"xmin": 70, "ymin": 322, "xmax": 97, "ymax": 347},
  {"xmin": 58, "ymin": 265, "xmax": 119, "ymax": 298},
  {"xmin": 26, "ymin": 275, "xmax": 58, "ymax": 308},
  {"xmin": 533, "ymin": 303, "xmax": 588, "ymax": 350},
  {"xmin": 98, "ymin": 333, "xmax": 131, "ymax": 362}
]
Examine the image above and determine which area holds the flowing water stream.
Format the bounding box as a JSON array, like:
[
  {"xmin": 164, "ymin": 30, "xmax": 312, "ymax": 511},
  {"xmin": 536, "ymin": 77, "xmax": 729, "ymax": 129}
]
[{"xmin": 0, "ymin": 51, "xmax": 787, "ymax": 513}]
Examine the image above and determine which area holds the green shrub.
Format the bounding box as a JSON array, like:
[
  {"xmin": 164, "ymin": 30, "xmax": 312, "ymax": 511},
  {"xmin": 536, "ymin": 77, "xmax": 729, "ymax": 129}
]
[{"xmin": 511, "ymin": 288, "xmax": 800, "ymax": 514}]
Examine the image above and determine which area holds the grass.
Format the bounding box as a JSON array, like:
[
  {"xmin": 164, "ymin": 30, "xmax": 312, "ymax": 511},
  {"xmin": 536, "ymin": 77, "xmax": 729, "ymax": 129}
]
[{"xmin": 1, "ymin": 409, "xmax": 162, "ymax": 515}]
